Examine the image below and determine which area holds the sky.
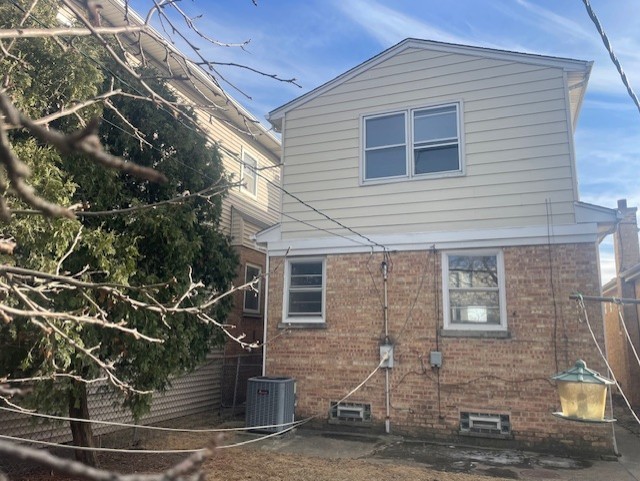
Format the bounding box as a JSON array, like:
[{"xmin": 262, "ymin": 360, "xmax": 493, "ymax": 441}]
[{"xmin": 136, "ymin": 0, "xmax": 639, "ymax": 283}]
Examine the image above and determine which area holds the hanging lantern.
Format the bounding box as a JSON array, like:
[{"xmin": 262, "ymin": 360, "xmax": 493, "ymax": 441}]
[{"xmin": 551, "ymin": 360, "xmax": 616, "ymax": 423}]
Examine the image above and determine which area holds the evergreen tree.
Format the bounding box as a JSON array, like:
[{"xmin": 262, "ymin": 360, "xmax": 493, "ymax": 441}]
[{"xmin": 0, "ymin": 0, "xmax": 237, "ymax": 466}]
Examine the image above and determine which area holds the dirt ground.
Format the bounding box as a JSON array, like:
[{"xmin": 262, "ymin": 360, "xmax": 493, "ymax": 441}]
[
  {"xmin": 1, "ymin": 413, "xmax": 516, "ymax": 481},
  {"xmin": 2, "ymin": 398, "xmax": 636, "ymax": 481},
  {"xmin": 2, "ymin": 441, "xmax": 517, "ymax": 481}
]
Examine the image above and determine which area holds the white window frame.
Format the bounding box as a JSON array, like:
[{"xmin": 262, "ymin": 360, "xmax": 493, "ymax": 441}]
[
  {"xmin": 243, "ymin": 263, "xmax": 262, "ymax": 315},
  {"xmin": 442, "ymin": 249, "xmax": 507, "ymax": 332},
  {"xmin": 283, "ymin": 257, "xmax": 326, "ymax": 324},
  {"xmin": 361, "ymin": 101, "xmax": 464, "ymax": 185},
  {"xmin": 240, "ymin": 149, "xmax": 258, "ymax": 197}
]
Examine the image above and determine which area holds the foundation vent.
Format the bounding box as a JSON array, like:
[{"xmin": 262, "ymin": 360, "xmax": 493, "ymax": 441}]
[
  {"xmin": 460, "ymin": 411, "xmax": 511, "ymax": 438},
  {"xmin": 329, "ymin": 402, "xmax": 372, "ymax": 424}
]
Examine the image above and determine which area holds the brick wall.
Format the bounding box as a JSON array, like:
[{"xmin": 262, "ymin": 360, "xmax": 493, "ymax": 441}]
[
  {"xmin": 265, "ymin": 243, "xmax": 614, "ymax": 454},
  {"xmin": 602, "ymin": 282, "xmax": 630, "ymax": 399},
  {"xmin": 224, "ymin": 245, "xmax": 266, "ymax": 357},
  {"xmin": 604, "ymin": 200, "xmax": 640, "ymax": 405}
]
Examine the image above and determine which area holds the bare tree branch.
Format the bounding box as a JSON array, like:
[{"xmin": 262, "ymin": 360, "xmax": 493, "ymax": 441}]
[
  {"xmin": 0, "ymin": 439, "xmax": 211, "ymax": 481},
  {"xmin": 0, "ymin": 92, "xmax": 167, "ymax": 185},
  {"xmin": 0, "ymin": 25, "xmax": 146, "ymax": 40}
]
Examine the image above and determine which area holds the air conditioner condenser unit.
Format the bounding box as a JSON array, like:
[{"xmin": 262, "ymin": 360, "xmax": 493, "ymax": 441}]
[{"xmin": 245, "ymin": 376, "xmax": 295, "ymax": 433}]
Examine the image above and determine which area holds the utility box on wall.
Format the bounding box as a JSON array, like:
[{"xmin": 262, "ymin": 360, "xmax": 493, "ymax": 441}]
[{"xmin": 245, "ymin": 376, "xmax": 295, "ymax": 433}]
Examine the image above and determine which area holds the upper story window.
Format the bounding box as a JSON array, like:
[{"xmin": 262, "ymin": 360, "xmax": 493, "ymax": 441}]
[
  {"xmin": 442, "ymin": 250, "xmax": 507, "ymax": 332},
  {"xmin": 283, "ymin": 257, "xmax": 326, "ymax": 324},
  {"xmin": 243, "ymin": 263, "xmax": 262, "ymax": 314},
  {"xmin": 241, "ymin": 150, "xmax": 258, "ymax": 196},
  {"xmin": 362, "ymin": 102, "xmax": 462, "ymax": 183}
]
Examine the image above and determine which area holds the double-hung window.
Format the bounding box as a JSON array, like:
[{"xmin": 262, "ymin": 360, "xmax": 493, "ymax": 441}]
[
  {"xmin": 363, "ymin": 112, "xmax": 407, "ymax": 180},
  {"xmin": 362, "ymin": 102, "xmax": 461, "ymax": 182},
  {"xmin": 241, "ymin": 151, "xmax": 258, "ymax": 196},
  {"xmin": 443, "ymin": 250, "xmax": 507, "ymax": 331},
  {"xmin": 284, "ymin": 258, "xmax": 325, "ymax": 323},
  {"xmin": 243, "ymin": 264, "xmax": 261, "ymax": 314}
]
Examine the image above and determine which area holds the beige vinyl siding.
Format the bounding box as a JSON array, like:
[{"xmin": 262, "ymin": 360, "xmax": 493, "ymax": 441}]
[
  {"xmin": 280, "ymin": 47, "xmax": 577, "ymax": 239},
  {"xmin": 0, "ymin": 352, "xmax": 223, "ymax": 444},
  {"xmin": 190, "ymin": 108, "xmax": 281, "ymax": 244},
  {"xmin": 242, "ymin": 219, "xmax": 267, "ymax": 249}
]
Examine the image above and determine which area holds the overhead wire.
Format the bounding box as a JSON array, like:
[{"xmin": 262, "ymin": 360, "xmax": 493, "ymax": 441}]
[
  {"xmin": 581, "ymin": 0, "xmax": 640, "ymax": 114},
  {"xmin": 615, "ymin": 300, "xmax": 640, "ymax": 370},
  {"xmin": 8, "ymin": 0, "xmax": 389, "ymax": 253},
  {"xmin": 2, "ymin": 0, "xmax": 397, "ymax": 456},
  {"xmin": 0, "ymin": 405, "xmax": 297, "ymax": 434},
  {"xmin": 1, "ymin": 355, "xmax": 388, "ymax": 454},
  {"xmin": 575, "ymin": 295, "xmax": 640, "ymax": 426}
]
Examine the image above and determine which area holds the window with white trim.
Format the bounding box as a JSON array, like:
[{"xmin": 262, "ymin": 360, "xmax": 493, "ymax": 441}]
[
  {"xmin": 443, "ymin": 251, "xmax": 507, "ymax": 331},
  {"xmin": 284, "ymin": 258, "xmax": 325, "ymax": 323},
  {"xmin": 241, "ymin": 151, "xmax": 258, "ymax": 196},
  {"xmin": 243, "ymin": 264, "xmax": 261, "ymax": 314},
  {"xmin": 362, "ymin": 102, "xmax": 461, "ymax": 182}
]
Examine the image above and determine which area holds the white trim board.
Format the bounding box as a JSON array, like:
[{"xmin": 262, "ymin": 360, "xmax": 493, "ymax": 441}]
[{"xmin": 258, "ymin": 222, "xmax": 603, "ymax": 257}]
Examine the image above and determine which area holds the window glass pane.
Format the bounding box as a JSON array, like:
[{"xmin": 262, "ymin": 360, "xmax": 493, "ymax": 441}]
[
  {"xmin": 244, "ymin": 265, "xmax": 261, "ymax": 312},
  {"xmin": 415, "ymin": 144, "xmax": 459, "ymax": 174},
  {"xmin": 289, "ymin": 291, "xmax": 322, "ymax": 315},
  {"xmin": 244, "ymin": 290, "xmax": 260, "ymax": 311},
  {"xmin": 365, "ymin": 146, "xmax": 406, "ymax": 179},
  {"xmin": 449, "ymin": 291, "xmax": 500, "ymax": 324},
  {"xmin": 290, "ymin": 261, "xmax": 322, "ymax": 287},
  {"xmin": 414, "ymin": 106, "xmax": 457, "ymax": 143},
  {"xmin": 448, "ymin": 255, "xmax": 498, "ymax": 288},
  {"xmin": 242, "ymin": 152, "xmax": 257, "ymax": 194},
  {"xmin": 365, "ymin": 113, "xmax": 405, "ymax": 148}
]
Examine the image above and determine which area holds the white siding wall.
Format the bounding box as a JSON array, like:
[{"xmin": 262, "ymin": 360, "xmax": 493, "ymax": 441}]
[
  {"xmin": 280, "ymin": 48, "xmax": 577, "ymax": 239},
  {"xmin": 0, "ymin": 352, "xmax": 223, "ymax": 444},
  {"xmin": 192, "ymin": 108, "xmax": 281, "ymax": 248}
]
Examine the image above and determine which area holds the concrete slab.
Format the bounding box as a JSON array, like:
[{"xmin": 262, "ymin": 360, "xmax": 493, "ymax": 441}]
[
  {"xmin": 239, "ymin": 424, "xmax": 640, "ymax": 481},
  {"xmin": 247, "ymin": 430, "xmax": 389, "ymax": 459}
]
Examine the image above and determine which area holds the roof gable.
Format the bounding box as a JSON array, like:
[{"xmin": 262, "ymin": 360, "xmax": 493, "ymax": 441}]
[{"xmin": 267, "ymin": 38, "xmax": 592, "ymax": 131}]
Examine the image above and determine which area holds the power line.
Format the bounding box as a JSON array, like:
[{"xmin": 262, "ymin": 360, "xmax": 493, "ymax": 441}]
[
  {"xmin": 220, "ymin": 144, "xmax": 388, "ymax": 251},
  {"xmin": 575, "ymin": 295, "xmax": 640, "ymax": 426},
  {"xmin": 581, "ymin": 0, "xmax": 640, "ymax": 114},
  {"xmin": 0, "ymin": 434, "xmax": 202, "ymax": 454},
  {"xmin": 9, "ymin": 0, "xmax": 387, "ymax": 252},
  {"xmin": 1, "ymin": 357, "xmax": 387, "ymax": 454},
  {"xmin": 0, "ymin": 405, "xmax": 295, "ymax": 434}
]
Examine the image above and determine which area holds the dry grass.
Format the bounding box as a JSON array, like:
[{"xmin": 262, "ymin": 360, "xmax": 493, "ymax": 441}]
[{"xmin": 2, "ymin": 422, "xmax": 516, "ymax": 481}]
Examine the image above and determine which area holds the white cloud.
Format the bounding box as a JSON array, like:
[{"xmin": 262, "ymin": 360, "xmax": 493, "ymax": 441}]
[{"xmin": 331, "ymin": 0, "xmax": 496, "ymax": 48}]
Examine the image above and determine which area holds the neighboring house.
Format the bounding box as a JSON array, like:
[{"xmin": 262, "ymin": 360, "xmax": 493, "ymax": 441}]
[
  {"xmin": 93, "ymin": 0, "xmax": 282, "ymax": 357},
  {"xmin": 603, "ymin": 199, "xmax": 640, "ymax": 406},
  {"xmin": 3, "ymin": 1, "xmax": 281, "ymax": 445},
  {"xmin": 257, "ymin": 39, "xmax": 619, "ymax": 454}
]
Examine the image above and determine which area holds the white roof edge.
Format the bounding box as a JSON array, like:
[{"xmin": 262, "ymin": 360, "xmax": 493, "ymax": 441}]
[
  {"xmin": 574, "ymin": 201, "xmax": 621, "ymax": 224},
  {"xmin": 100, "ymin": 0, "xmax": 281, "ymax": 151},
  {"xmin": 267, "ymin": 38, "xmax": 592, "ymax": 123},
  {"xmin": 255, "ymin": 223, "xmax": 281, "ymax": 244},
  {"xmin": 261, "ymin": 222, "xmax": 602, "ymax": 257}
]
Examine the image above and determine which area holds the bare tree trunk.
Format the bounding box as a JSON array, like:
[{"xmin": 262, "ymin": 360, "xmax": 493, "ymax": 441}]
[{"xmin": 68, "ymin": 382, "xmax": 98, "ymax": 467}]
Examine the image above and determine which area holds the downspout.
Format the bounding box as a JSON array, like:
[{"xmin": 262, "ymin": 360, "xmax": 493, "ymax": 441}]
[
  {"xmin": 382, "ymin": 258, "xmax": 391, "ymax": 434},
  {"xmin": 262, "ymin": 254, "xmax": 270, "ymax": 376}
]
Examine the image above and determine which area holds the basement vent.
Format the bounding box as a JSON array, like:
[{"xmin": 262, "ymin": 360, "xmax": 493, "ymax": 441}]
[
  {"xmin": 329, "ymin": 402, "xmax": 372, "ymax": 424},
  {"xmin": 460, "ymin": 411, "xmax": 511, "ymax": 438}
]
